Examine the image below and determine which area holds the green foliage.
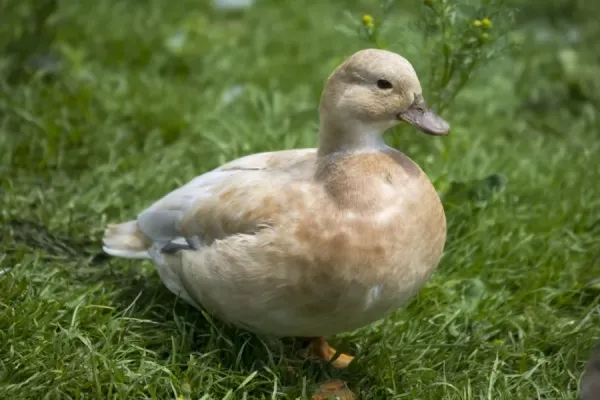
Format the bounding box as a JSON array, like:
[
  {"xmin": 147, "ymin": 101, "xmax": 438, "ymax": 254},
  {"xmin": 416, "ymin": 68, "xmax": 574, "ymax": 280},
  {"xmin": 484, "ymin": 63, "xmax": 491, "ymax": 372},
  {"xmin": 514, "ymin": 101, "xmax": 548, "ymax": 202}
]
[
  {"xmin": 0, "ymin": 0, "xmax": 599, "ymax": 399},
  {"xmin": 0, "ymin": 0, "xmax": 60, "ymax": 82}
]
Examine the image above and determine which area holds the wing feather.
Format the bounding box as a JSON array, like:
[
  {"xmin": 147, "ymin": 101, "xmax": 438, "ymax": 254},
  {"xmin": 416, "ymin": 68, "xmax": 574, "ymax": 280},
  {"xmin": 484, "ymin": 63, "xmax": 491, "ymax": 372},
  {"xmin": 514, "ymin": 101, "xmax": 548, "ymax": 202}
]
[{"xmin": 136, "ymin": 149, "xmax": 317, "ymax": 246}]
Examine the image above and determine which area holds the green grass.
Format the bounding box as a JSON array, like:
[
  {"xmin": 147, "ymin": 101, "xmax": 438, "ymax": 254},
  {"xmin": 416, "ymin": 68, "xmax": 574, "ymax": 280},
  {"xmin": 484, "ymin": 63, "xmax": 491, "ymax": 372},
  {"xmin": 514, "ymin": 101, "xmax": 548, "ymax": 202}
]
[{"xmin": 1, "ymin": 0, "xmax": 600, "ymax": 398}]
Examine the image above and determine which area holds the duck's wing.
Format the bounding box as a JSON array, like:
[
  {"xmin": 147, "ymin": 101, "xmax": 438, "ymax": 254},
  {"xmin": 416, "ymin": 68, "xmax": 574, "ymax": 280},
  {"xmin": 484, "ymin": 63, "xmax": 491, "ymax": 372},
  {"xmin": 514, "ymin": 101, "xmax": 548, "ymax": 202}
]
[{"xmin": 102, "ymin": 148, "xmax": 317, "ymax": 258}]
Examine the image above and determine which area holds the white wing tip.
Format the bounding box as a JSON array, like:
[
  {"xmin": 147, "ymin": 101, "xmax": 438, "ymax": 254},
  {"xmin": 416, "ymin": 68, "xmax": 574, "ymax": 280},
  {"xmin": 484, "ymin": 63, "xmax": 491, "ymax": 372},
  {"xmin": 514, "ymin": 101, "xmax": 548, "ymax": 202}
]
[{"xmin": 102, "ymin": 246, "xmax": 151, "ymax": 260}]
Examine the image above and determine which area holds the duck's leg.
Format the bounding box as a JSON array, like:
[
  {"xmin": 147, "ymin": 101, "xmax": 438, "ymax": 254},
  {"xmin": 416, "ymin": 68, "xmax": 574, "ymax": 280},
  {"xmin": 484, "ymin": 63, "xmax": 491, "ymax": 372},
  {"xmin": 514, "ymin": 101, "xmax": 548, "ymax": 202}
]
[{"xmin": 308, "ymin": 337, "xmax": 354, "ymax": 368}]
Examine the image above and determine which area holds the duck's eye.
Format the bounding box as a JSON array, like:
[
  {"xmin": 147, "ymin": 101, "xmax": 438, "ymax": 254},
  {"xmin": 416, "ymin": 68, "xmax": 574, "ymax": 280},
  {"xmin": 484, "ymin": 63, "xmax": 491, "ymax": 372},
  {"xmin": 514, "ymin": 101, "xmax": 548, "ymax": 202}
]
[{"xmin": 376, "ymin": 79, "xmax": 393, "ymax": 89}]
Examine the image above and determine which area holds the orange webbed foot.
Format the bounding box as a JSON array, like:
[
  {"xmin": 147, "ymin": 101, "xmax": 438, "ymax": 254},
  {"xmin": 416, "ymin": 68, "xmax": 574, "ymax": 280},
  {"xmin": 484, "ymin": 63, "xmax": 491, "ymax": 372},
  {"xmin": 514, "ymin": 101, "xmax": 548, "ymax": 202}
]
[{"xmin": 308, "ymin": 337, "xmax": 355, "ymax": 368}]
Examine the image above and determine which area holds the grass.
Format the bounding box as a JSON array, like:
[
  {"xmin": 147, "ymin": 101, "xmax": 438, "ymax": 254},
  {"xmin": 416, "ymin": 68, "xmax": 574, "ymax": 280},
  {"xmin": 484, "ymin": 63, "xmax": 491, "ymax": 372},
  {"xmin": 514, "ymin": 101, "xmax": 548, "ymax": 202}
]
[{"xmin": 1, "ymin": 0, "xmax": 600, "ymax": 398}]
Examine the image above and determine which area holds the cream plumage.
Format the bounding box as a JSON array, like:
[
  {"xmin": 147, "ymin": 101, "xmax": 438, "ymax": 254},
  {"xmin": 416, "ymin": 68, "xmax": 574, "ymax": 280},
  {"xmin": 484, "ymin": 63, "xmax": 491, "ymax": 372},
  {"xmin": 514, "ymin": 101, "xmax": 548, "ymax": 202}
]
[{"xmin": 103, "ymin": 48, "xmax": 450, "ymax": 367}]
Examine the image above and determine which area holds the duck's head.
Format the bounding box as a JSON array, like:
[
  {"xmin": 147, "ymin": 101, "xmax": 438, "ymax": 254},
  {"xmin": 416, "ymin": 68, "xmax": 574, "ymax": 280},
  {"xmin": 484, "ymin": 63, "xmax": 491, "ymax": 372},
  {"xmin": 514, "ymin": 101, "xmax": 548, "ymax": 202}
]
[{"xmin": 318, "ymin": 49, "xmax": 449, "ymax": 154}]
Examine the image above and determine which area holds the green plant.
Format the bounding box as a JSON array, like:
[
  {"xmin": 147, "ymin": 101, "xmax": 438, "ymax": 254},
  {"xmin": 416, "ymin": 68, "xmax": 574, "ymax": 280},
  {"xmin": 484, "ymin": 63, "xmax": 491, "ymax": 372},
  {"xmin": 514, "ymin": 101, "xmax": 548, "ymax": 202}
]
[{"xmin": 0, "ymin": 0, "xmax": 59, "ymax": 81}]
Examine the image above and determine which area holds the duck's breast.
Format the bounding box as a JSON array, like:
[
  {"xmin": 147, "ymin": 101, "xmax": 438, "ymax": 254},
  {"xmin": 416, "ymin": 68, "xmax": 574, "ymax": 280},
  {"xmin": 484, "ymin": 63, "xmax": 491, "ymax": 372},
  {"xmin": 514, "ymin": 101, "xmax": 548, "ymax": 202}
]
[{"xmin": 253, "ymin": 149, "xmax": 447, "ymax": 335}]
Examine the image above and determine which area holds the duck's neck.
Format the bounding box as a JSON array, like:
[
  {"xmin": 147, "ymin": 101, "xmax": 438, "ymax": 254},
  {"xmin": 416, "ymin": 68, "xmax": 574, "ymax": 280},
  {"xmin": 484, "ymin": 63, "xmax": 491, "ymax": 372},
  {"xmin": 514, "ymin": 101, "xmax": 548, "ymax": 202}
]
[
  {"xmin": 317, "ymin": 116, "xmax": 388, "ymax": 157},
  {"xmin": 315, "ymin": 117, "xmax": 399, "ymax": 210}
]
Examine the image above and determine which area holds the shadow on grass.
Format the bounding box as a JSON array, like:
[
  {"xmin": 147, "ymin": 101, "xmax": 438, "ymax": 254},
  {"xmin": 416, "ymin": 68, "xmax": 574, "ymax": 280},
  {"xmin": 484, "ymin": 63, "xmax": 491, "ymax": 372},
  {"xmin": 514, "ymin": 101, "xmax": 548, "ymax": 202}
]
[
  {"xmin": 110, "ymin": 265, "xmax": 372, "ymax": 397},
  {"xmin": 107, "ymin": 264, "xmax": 363, "ymax": 388},
  {"xmin": 3, "ymin": 218, "xmax": 362, "ymax": 394}
]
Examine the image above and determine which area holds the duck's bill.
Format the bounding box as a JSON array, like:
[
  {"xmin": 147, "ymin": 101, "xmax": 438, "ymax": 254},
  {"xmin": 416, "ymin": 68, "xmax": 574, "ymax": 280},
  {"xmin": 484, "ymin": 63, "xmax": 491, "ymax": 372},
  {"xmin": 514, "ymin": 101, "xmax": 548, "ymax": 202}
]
[{"xmin": 398, "ymin": 105, "xmax": 450, "ymax": 136}]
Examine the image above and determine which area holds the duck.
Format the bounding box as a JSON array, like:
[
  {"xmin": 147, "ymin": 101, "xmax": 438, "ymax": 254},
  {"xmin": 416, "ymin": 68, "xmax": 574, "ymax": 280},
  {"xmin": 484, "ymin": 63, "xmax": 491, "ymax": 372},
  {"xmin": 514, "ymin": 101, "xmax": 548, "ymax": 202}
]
[{"xmin": 102, "ymin": 48, "xmax": 450, "ymax": 368}]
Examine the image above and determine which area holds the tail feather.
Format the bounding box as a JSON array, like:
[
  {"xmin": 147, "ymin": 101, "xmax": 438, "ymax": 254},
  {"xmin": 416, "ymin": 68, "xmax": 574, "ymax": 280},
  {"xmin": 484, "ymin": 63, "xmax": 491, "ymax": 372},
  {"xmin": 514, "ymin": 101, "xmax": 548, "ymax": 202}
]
[
  {"xmin": 103, "ymin": 220, "xmax": 202, "ymax": 310},
  {"xmin": 102, "ymin": 220, "xmax": 152, "ymax": 260}
]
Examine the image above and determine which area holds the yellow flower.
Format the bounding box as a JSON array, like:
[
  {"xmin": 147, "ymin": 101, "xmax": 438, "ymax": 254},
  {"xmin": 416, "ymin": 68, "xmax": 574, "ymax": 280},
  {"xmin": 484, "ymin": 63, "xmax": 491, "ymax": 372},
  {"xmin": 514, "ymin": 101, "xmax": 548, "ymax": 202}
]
[
  {"xmin": 362, "ymin": 14, "xmax": 374, "ymax": 29},
  {"xmin": 472, "ymin": 19, "xmax": 482, "ymax": 27},
  {"xmin": 482, "ymin": 17, "xmax": 491, "ymax": 29}
]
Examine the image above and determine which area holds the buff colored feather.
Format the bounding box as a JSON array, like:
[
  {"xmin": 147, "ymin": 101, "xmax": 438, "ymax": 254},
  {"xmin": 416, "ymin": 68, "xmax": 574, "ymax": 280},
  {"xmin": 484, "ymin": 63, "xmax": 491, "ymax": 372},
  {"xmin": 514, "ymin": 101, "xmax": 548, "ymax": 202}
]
[{"xmin": 102, "ymin": 49, "xmax": 450, "ymax": 361}]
